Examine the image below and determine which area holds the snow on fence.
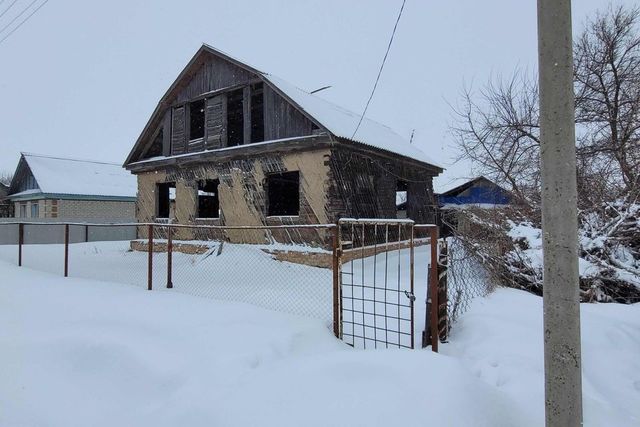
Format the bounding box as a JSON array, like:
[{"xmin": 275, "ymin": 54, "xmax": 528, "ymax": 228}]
[{"xmin": 0, "ymin": 221, "xmax": 462, "ymax": 350}]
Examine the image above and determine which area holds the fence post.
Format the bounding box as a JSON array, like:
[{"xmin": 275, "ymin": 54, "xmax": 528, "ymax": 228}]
[
  {"xmin": 438, "ymin": 239, "xmax": 448, "ymax": 341},
  {"xmin": 167, "ymin": 225, "xmax": 173, "ymax": 289},
  {"xmin": 148, "ymin": 224, "xmax": 153, "ymax": 291},
  {"xmin": 18, "ymin": 223, "xmax": 23, "ymax": 267},
  {"xmin": 332, "ymin": 222, "xmax": 341, "ymax": 338},
  {"xmin": 429, "ymin": 226, "xmax": 439, "ymax": 352},
  {"xmin": 64, "ymin": 224, "xmax": 69, "ymax": 277},
  {"xmin": 409, "ymin": 225, "xmax": 415, "ymax": 350}
]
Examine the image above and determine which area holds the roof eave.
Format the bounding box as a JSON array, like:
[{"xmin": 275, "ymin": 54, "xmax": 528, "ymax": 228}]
[{"xmin": 334, "ymin": 137, "xmax": 443, "ymax": 174}]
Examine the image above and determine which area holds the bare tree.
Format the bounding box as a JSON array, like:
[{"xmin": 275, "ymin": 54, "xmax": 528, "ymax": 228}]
[
  {"xmin": 446, "ymin": 4, "xmax": 640, "ymax": 303},
  {"xmin": 574, "ymin": 5, "xmax": 640, "ymax": 198},
  {"xmin": 0, "ymin": 171, "xmax": 12, "ymax": 186},
  {"xmin": 451, "ymin": 4, "xmax": 640, "ymax": 206},
  {"xmin": 450, "ymin": 72, "xmax": 540, "ymax": 205}
]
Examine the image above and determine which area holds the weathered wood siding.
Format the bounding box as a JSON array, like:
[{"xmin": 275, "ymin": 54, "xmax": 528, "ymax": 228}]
[
  {"xmin": 173, "ymin": 55, "xmax": 256, "ymax": 104},
  {"xmin": 326, "ymin": 146, "xmax": 438, "ymax": 224},
  {"xmin": 263, "ymin": 85, "xmax": 316, "ymax": 141},
  {"xmin": 171, "ymin": 106, "xmax": 186, "ymax": 155},
  {"xmin": 132, "ymin": 51, "xmax": 322, "ymax": 163},
  {"xmin": 205, "ymin": 95, "xmax": 226, "ymax": 150}
]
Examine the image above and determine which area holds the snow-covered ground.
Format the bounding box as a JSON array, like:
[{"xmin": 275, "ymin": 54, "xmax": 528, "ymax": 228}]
[
  {"xmin": 0, "ymin": 241, "xmax": 436, "ymax": 348},
  {"xmin": 2, "ymin": 259, "xmax": 639, "ymax": 426}
]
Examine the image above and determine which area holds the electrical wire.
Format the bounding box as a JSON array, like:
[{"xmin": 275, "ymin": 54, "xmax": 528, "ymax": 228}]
[
  {"xmin": 0, "ymin": 0, "xmax": 39, "ymax": 36},
  {"xmin": 0, "ymin": 0, "xmax": 19, "ymax": 19},
  {"xmin": 0, "ymin": 0, "xmax": 48, "ymax": 46},
  {"xmin": 351, "ymin": 0, "xmax": 407, "ymax": 139}
]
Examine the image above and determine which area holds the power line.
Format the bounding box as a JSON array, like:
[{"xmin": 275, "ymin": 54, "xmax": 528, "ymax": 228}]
[
  {"xmin": 0, "ymin": 0, "xmax": 49, "ymax": 46},
  {"xmin": 0, "ymin": 0, "xmax": 19, "ymax": 19},
  {"xmin": 351, "ymin": 0, "xmax": 407, "ymax": 139},
  {"xmin": 0, "ymin": 0, "xmax": 40, "ymax": 36}
]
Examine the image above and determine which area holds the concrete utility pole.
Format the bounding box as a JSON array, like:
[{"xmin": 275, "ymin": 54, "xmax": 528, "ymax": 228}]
[{"xmin": 536, "ymin": 0, "xmax": 583, "ymax": 426}]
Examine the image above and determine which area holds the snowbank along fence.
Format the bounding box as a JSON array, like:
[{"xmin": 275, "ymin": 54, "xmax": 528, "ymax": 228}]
[{"xmin": 0, "ymin": 220, "xmax": 458, "ymax": 350}]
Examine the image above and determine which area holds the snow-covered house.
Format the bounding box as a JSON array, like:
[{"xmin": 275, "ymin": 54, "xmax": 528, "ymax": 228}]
[
  {"xmin": 124, "ymin": 44, "xmax": 442, "ymax": 236},
  {"xmin": 437, "ymin": 176, "xmax": 511, "ymax": 207},
  {"xmin": 8, "ymin": 153, "xmax": 137, "ymax": 220},
  {"xmin": 435, "ymin": 176, "xmax": 512, "ymax": 236}
]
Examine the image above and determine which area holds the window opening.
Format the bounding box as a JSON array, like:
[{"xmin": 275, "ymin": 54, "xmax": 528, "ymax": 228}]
[
  {"xmin": 226, "ymin": 89, "xmax": 244, "ymax": 146},
  {"xmin": 250, "ymin": 83, "xmax": 264, "ymax": 143},
  {"xmin": 157, "ymin": 182, "xmax": 176, "ymax": 219},
  {"xmin": 189, "ymin": 99, "xmax": 205, "ymax": 141},
  {"xmin": 197, "ymin": 180, "xmax": 220, "ymax": 219},
  {"xmin": 267, "ymin": 171, "xmax": 300, "ymax": 216},
  {"xmin": 396, "ymin": 180, "xmax": 408, "ymax": 219}
]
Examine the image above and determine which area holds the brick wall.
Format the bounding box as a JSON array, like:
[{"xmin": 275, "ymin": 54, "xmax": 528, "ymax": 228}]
[{"xmin": 57, "ymin": 199, "xmax": 135, "ymax": 220}]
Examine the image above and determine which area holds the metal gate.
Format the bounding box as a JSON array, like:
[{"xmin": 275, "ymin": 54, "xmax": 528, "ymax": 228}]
[{"xmin": 335, "ymin": 219, "xmax": 439, "ymax": 350}]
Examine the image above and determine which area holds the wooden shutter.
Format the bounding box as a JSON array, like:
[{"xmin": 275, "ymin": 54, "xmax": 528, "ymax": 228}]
[
  {"xmin": 171, "ymin": 106, "xmax": 186, "ymax": 155},
  {"xmin": 205, "ymin": 95, "xmax": 226, "ymax": 150}
]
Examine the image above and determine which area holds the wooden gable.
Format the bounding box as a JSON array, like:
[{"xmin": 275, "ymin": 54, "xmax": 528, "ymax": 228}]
[{"xmin": 126, "ymin": 46, "xmax": 320, "ymax": 166}]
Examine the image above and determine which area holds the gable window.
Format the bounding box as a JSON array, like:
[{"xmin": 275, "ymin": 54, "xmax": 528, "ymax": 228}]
[
  {"xmin": 227, "ymin": 88, "xmax": 244, "ymax": 147},
  {"xmin": 156, "ymin": 182, "xmax": 176, "ymax": 219},
  {"xmin": 396, "ymin": 180, "xmax": 408, "ymax": 219},
  {"xmin": 31, "ymin": 202, "xmax": 39, "ymax": 218},
  {"xmin": 197, "ymin": 180, "xmax": 220, "ymax": 219},
  {"xmin": 267, "ymin": 171, "xmax": 300, "ymax": 216},
  {"xmin": 250, "ymin": 82, "xmax": 264, "ymax": 143},
  {"xmin": 189, "ymin": 99, "xmax": 205, "ymax": 141}
]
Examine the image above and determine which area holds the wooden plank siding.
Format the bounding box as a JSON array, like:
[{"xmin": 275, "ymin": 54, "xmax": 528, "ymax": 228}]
[
  {"xmin": 205, "ymin": 95, "xmax": 226, "ymax": 150},
  {"xmin": 263, "ymin": 85, "xmax": 316, "ymax": 141},
  {"xmin": 132, "ymin": 51, "xmax": 320, "ymax": 163}
]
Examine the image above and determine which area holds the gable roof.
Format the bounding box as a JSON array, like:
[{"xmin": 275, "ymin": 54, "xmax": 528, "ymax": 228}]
[
  {"xmin": 9, "ymin": 153, "xmax": 137, "ymax": 199},
  {"xmin": 438, "ymin": 176, "xmax": 507, "ymax": 197},
  {"xmin": 262, "ymin": 74, "xmax": 440, "ymax": 167},
  {"xmin": 126, "ymin": 44, "xmax": 442, "ymax": 171}
]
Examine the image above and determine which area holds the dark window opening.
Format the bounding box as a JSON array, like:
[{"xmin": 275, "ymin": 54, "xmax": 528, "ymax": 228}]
[
  {"xmin": 198, "ymin": 180, "xmax": 220, "ymax": 219},
  {"xmin": 156, "ymin": 182, "xmax": 176, "ymax": 219},
  {"xmin": 267, "ymin": 171, "xmax": 300, "ymax": 216},
  {"xmin": 227, "ymin": 89, "xmax": 244, "ymax": 146},
  {"xmin": 396, "ymin": 180, "xmax": 408, "ymax": 219},
  {"xmin": 250, "ymin": 83, "xmax": 264, "ymax": 143},
  {"xmin": 189, "ymin": 99, "xmax": 205, "ymax": 141}
]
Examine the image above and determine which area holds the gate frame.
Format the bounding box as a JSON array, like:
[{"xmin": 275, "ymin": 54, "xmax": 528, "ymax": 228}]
[{"xmin": 334, "ymin": 218, "xmax": 440, "ymax": 351}]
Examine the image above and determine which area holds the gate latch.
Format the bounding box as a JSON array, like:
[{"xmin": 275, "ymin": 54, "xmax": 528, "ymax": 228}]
[{"xmin": 404, "ymin": 290, "xmax": 416, "ymax": 302}]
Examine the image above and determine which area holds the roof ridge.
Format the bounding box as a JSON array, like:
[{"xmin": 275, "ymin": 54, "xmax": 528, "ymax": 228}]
[{"xmin": 22, "ymin": 152, "xmax": 124, "ymax": 167}]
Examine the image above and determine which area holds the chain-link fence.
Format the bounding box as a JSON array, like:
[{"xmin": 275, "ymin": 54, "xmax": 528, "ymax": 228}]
[
  {"xmin": 441, "ymin": 236, "xmax": 495, "ymax": 327},
  {"xmin": 0, "ymin": 221, "xmax": 336, "ymax": 326},
  {"xmin": 0, "ymin": 219, "xmax": 484, "ymax": 349},
  {"xmin": 152, "ymin": 224, "xmax": 335, "ymax": 323}
]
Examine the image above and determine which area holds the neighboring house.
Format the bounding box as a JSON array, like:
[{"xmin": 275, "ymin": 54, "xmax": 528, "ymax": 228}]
[
  {"xmin": 8, "ymin": 153, "xmax": 137, "ymax": 220},
  {"xmin": 437, "ymin": 176, "xmax": 511, "ymax": 207},
  {"xmin": 0, "ymin": 182, "xmax": 12, "ymax": 217},
  {"xmin": 124, "ymin": 44, "xmax": 442, "ymax": 240},
  {"xmin": 436, "ymin": 176, "xmax": 511, "ymax": 235}
]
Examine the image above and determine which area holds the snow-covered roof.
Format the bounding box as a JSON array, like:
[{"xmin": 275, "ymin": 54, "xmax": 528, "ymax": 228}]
[
  {"xmin": 127, "ymin": 44, "xmax": 442, "ymax": 171},
  {"xmin": 16, "ymin": 153, "xmax": 137, "ymax": 198},
  {"xmin": 262, "ymin": 75, "xmax": 441, "ymax": 168}
]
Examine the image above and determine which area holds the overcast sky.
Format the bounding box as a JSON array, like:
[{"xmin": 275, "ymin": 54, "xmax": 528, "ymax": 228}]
[{"xmin": 0, "ymin": 0, "xmax": 631, "ymax": 190}]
